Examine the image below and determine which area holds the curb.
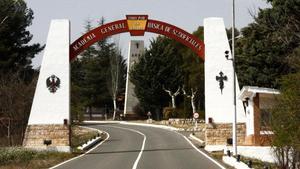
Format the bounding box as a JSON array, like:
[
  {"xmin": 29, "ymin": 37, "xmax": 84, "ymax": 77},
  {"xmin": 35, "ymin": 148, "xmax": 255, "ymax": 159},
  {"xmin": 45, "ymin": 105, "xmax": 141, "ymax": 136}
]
[
  {"xmin": 189, "ymin": 133, "xmax": 205, "ymax": 145},
  {"xmin": 82, "ymin": 120, "xmax": 183, "ymax": 131},
  {"xmin": 77, "ymin": 137, "xmax": 102, "ymax": 151},
  {"xmin": 222, "ymin": 156, "xmax": 252, "ymax": 169},
  {"xmin": 120, "ymin": 121, "xmax": 180, "ymax": 131},
  {"xmin": 49, "ymin": 127, "xmax": 109, "ymax": 169},
  {"xmin": 76, "ymin": 126, "xmax": 103, "ymax": 150}
]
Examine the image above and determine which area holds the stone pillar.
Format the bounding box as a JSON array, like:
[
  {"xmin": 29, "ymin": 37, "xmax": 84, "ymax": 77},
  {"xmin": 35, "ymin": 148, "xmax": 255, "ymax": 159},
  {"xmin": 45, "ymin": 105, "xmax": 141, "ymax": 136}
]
[
  {"xmin": 124, "ymin": 40, "xmax": 144, "ymax": 117},
  {"xmin": 204, "ymin": 18, "xmax": 246, "ymax": 124},
  {"xmin": 23, "ymin": 20, "xmax": 71, "ymax": 152}
]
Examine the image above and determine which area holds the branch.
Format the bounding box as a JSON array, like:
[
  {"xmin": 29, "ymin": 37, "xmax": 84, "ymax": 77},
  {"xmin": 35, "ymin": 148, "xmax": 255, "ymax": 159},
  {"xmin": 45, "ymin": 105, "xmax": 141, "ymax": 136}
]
[
  {"xmin": 162, "ymin": 85, "xmax": 172, "ymax": 97},
  {"xmin": 174, "ymin": 87, "xmax": 181, "ymax": 96},
  {"xmin": 182, "ymin": 86, "xmax": 191, "ymax": 98},
  {"xmin": 191, "ymin": 88, "xmax": 198, "ymax": 100}
]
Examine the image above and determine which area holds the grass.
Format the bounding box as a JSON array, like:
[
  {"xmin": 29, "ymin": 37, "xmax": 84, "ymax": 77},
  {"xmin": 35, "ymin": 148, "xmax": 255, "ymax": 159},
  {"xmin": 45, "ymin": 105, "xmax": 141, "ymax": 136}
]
[
  {"xmin": 210, "ymin": 151, "xmax": 234, "ymax": 169},
  {"xmin": 71, "ymin": 126, "xmax": 100, "ymax": 148},
  {"xmin": 0, "ymin": 125, "xmax": 102, "ymax": 169},
  {"xmin": 0, "ymin": 147, "xmax": 76, "ymax": 169},
  {"xmin": 239, "ymin": 155, "xmax": 277, "ymax": 169}
]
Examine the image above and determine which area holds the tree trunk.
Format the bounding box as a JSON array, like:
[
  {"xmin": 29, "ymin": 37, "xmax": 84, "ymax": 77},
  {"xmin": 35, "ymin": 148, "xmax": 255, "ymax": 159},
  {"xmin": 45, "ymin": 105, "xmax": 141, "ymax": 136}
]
[
  {"xmin": 171, "ymin": 96, "xmax": 176, "ymax": 108},
  {"xmin": 191, "ymin": 95, "xmax": 196, "ymax": 113},
  {"xmin": 89, "ymin": 106, "xmax": 92, "ymax": 120},
  {"xmin": 113, "ymin": 98, "xmax": 117, "ymax": 120}
]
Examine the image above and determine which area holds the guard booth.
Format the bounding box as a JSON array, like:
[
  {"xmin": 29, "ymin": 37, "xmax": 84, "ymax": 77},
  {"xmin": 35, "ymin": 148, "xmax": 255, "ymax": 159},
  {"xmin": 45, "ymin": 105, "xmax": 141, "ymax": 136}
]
[{"xmin": 239, "ymin": 86, "xmax": 280, "ymax": 146}]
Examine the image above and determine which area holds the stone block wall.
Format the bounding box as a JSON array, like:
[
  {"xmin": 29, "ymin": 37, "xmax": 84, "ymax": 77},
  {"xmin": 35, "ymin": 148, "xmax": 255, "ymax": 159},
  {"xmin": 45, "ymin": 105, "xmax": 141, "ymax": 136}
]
[
  {"xmin": 23, "ymin": 124, "xmax": 70, "ymax": 152},
  {"xmin": 205, "ymin": 123, "xmax": 246, "ymax": 145}
]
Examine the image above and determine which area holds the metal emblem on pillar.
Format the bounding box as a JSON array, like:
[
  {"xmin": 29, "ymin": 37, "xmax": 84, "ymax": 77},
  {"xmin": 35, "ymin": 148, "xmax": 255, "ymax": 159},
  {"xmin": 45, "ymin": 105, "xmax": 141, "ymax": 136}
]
[
  {"xmin": 216, "ymin": 71, "xmax": 227, "ymax": 94},
  {"xmin": 46, "ymin": 75, "xmax": 60, "ymax": 93}
]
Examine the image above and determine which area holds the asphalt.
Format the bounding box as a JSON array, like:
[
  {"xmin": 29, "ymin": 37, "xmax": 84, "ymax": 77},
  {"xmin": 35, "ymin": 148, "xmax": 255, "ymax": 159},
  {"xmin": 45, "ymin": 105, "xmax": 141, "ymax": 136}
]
[{"xmin": 52, "ymin": 123, "xmax": 225, "ymax": 169}]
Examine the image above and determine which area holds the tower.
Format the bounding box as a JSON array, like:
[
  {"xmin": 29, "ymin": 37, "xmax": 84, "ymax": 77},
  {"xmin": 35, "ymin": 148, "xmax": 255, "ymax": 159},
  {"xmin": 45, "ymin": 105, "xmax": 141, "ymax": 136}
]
[{"xmin": 124, "ymin": 40, "xmax": 144, "ymax": 117}]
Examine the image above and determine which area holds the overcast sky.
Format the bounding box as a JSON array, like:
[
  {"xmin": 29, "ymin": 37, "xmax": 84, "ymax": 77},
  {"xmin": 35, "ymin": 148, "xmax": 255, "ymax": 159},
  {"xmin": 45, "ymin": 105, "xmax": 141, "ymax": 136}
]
[{"xmin": 25, "ymin": 0, "xmax": 270, "ymax": 68}]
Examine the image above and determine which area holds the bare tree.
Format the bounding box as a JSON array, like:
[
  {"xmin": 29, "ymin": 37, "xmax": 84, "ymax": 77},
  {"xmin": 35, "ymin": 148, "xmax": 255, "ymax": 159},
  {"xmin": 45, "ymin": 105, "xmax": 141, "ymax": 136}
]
[
  {"xmin": 162, "ymin": 86, "xmax": 180, "ymax": 109},
  {"xmin": 182, "ymin": 87, "xmax": 198, "ymax": 114},
  {"xmin": 107, "ymin": 35, "xmax": 124, "ymax": 120},
  {"xmin": 0, "ymin": 72, "xmax": 36, "ymax": 146},
  {"xmin": 109, "ymin": 50, "xmax": 120, "ymax": 120}
]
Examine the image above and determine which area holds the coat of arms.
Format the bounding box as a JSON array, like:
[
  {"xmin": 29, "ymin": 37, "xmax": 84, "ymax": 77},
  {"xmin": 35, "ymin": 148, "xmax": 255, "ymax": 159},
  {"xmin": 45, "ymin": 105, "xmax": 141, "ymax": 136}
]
[{"xmin": 46, "ymin": 75, "xmax": 60, "ymax": 93}]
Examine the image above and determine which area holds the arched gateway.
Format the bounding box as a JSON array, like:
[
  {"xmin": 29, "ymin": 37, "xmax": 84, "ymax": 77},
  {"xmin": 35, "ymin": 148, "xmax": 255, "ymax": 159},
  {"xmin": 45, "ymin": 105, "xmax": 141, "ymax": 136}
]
[
  {"xmin": 69, "ymin": 15, "xmax": 204, "ymax": 60},
  {"xmin": 23, "ymin": 15, "xmax": 246, "ymax": 152}
]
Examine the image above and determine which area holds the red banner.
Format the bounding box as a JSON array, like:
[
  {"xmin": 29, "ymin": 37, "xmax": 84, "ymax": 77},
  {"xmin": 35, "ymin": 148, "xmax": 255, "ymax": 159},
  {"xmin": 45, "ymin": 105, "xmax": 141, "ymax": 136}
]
[
  {"xmin": 146, "ymin": 20, "xmax": 204, "ymax": 58},
  {"xmin": 70, "ymin": 16, "xmax": 204, "ymax": 61}
]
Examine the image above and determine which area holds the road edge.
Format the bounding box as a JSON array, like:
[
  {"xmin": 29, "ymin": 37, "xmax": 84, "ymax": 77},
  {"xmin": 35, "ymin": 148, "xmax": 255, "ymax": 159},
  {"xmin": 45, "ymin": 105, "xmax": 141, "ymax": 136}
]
[{"xmin": 49, "ymin": 127, "xmax": 110, "ymax": 169}]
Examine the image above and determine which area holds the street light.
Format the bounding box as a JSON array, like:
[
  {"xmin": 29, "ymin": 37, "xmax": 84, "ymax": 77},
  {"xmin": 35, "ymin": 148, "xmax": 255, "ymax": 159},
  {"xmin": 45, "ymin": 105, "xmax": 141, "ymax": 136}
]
[
  {"xmin": 231, "ymin": 0, "xmax": 238, "ymax": 156},
  {"xmin": 226, "ymin": 0, "xmax": 237, "ymax": 156}
]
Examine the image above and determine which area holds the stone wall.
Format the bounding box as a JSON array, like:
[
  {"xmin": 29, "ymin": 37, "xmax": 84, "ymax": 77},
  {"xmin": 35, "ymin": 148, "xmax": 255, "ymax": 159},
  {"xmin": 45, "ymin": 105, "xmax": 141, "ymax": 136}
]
[
  {"xmin": 23, "ymin": 124, "xmax": 70, "ymax": 152},
  {"xmin": 205, "ymin": 123, "xmax": 246, "ymax": 145}
]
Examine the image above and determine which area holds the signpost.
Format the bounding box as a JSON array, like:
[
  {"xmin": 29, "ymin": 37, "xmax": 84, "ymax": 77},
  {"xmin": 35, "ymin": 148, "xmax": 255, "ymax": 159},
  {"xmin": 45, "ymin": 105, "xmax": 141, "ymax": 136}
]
[
  {"xmin": 193, "ymin": 113, "xmax": 199, "ymax": 134},
  {"xmin": 193, "ymin": 112, "xmax": 199, "ymax": 119}
]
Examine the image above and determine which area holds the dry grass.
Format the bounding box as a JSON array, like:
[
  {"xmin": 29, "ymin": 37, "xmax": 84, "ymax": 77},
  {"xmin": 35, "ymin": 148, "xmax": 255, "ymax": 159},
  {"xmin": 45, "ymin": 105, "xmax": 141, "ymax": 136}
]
[
  {"xmin": 71, "ymin": 126, "xmax": 99, "ymax": 148},
  {"xmin": 0, "ymin": 148, "xmax": 76, "ymax": 169},
  {"xmin": 0, "ymin": 125, "xmax": 101, "ymax": 169}
]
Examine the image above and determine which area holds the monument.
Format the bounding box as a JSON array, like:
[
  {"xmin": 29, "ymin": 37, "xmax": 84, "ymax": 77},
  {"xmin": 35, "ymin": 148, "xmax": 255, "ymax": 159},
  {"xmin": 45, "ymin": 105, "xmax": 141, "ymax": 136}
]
[
  {"xmin": 23, "ymin": 15, "xmax": 248, "ymax": 151},
  {"xmin": 124, "ymin": 40, "xmax": 144, "ymax": 117},
  {"xmin": 23, "ymin": 20, "xmax": 71, "ymax": 152},
  {"xmin": 204, "ymin": 18, "xmax": 247, "ymax": 149}
]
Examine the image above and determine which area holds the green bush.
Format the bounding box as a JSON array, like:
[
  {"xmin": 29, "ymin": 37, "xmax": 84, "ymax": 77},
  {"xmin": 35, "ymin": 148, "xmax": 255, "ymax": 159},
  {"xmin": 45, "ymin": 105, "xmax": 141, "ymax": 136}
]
[
  {"xmin": 133, "ymin": 104, "xmax": 145, "ymax": 118},
  {"xmin": 163, "ymin": 107, "xmax": 174, "ymax": 119}
]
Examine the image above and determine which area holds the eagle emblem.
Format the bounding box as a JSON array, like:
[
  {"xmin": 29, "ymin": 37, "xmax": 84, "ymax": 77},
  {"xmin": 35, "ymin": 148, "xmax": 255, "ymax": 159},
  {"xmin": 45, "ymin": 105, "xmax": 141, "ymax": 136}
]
[{"xmin": 46, "ymin": 75, "xmax": 60, "ymax": 93}]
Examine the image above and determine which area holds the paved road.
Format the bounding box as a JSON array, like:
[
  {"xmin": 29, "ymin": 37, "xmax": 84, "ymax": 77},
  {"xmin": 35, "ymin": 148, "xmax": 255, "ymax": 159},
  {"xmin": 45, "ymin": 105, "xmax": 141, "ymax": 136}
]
[{"xmin": 52, "ymin": 123, "xmax": 225, "ymax": 169}]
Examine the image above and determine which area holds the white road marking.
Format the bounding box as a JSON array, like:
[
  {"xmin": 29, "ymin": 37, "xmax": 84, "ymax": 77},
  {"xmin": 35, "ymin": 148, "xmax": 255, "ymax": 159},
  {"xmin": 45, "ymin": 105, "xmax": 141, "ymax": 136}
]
[
  {"xmin": 105, "ymin": 125, "xmax": 146, "ymax": 169},
  {"xmin": 49, "ymin": 128, "xmax": 110, "ymax": 169},
  {"xmin": 182, "ymin": 135, "xmax": 226, "ymax": 169}
]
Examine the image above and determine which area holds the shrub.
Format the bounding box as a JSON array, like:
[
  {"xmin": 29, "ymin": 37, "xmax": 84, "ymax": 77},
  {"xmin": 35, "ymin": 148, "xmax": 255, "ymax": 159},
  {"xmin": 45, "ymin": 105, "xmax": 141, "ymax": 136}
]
[
  {"xmin": 0, "ymin": 147, "xmax": 36, "ymax": 165},
  {"xmin": 133, "ymin": 104, "xmax": 145, "ymax": 118}
]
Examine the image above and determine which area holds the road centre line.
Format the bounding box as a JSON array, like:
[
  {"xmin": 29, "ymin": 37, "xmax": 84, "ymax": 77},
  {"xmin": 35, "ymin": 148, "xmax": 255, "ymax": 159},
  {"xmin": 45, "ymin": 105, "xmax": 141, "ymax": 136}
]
[
  {"xmin": 50, "ymin": 128, "xmax": 110, "ymax": 169},
  {"xmin": 105, "ymin": 125, "xmax": 146, "ymax": 169}
]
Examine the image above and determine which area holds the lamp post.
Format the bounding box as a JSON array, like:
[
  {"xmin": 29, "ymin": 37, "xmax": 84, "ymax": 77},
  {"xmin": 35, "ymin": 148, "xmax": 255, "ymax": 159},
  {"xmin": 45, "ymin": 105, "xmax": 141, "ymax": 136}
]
[
  {"xmin": 226, "ymin": 0, "xmax": 237, "ymax": 156},
  {"xmin": 231, "ymin": 0, "xmax": 237, "ymax": 156}
]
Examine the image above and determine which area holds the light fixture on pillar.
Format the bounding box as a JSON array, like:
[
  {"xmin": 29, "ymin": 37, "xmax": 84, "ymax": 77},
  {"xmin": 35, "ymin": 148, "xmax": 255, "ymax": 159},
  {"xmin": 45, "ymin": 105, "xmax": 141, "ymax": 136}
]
[
  {"xmin": 242, "ymin": 97, "xmax": 249, "ymax": 114},
  {"xmin": 225, "ymin": 50, "xmax": 231, "ymax": 60}
]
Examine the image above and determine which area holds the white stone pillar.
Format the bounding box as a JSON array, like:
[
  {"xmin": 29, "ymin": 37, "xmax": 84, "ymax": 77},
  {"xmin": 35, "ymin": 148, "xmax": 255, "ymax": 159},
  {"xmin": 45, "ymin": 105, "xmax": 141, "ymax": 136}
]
[
  {"xmin": 204, "ymin": 18, "xmax": 246, "ymax": 124},
  {"xmin": 23, "ymin": 20, "xmax": 70, "ymax": 152}
]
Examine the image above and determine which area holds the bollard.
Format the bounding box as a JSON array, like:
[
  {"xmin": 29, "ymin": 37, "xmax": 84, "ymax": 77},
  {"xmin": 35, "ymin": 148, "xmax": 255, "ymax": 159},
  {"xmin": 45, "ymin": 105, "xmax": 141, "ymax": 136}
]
[
  {"xmin": 227, "ymin": 150, "xmax": 231, "ymax": 157},
  {"xmin": 236, "ymin": 154, "xmax": 241, "ymax": 162},
  {"xmin": 248, "ymin": 160, "xmax": 252, "ymax": 168}
]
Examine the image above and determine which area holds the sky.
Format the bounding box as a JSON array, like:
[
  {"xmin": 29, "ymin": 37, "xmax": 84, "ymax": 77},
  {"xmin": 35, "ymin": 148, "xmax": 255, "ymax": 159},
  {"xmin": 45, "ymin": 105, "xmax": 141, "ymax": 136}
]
[{"xmin": 25, "ymin": 0, "xmax": 270, "ymax": 68}]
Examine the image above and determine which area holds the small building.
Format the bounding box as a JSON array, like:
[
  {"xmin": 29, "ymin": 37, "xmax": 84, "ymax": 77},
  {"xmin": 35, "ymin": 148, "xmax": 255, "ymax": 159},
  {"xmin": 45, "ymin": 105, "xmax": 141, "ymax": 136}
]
[{"xmin": 238, "ymin": 86, "xmax": 280, "ymax": 146}]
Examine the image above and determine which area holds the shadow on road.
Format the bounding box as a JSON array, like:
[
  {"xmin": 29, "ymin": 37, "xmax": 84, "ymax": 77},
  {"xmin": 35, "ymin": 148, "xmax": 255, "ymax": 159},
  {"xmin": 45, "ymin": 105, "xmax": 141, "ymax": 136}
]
[{"xmin": 85, "ymin": 147, "xmax": 194, "ymax": 155}]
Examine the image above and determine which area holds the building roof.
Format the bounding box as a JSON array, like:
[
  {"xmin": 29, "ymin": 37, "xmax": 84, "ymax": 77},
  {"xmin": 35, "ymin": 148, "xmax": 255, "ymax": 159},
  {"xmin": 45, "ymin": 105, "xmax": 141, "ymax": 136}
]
[{"xmin": 238, "ymin": 86, "xmax": 280, "ymax": 100}]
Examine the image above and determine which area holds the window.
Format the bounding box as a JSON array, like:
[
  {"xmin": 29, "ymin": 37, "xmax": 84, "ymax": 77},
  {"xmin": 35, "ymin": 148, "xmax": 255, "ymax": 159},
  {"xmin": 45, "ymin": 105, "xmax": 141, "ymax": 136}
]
[{"xmin": 260, "ymin": 109, "xmax": 271, "ymax": 130}]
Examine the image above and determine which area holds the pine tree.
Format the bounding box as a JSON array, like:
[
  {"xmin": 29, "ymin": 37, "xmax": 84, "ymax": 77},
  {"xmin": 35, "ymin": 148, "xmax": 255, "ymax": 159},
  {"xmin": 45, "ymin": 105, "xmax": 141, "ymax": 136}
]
[
  {"xmin": 235, "ymin": 0, "xmax": 300, "ymax": 88},
  {"xmin": 130, "ymin": 36, "xmax": 184, "ymax": 119},
  {"xmin": 71, "ymin": 18, "xmax": 127, "ymax": 120},
  {"xmin": 0, "ymin": 0, "xmax": 43, "ymax": 79}
]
